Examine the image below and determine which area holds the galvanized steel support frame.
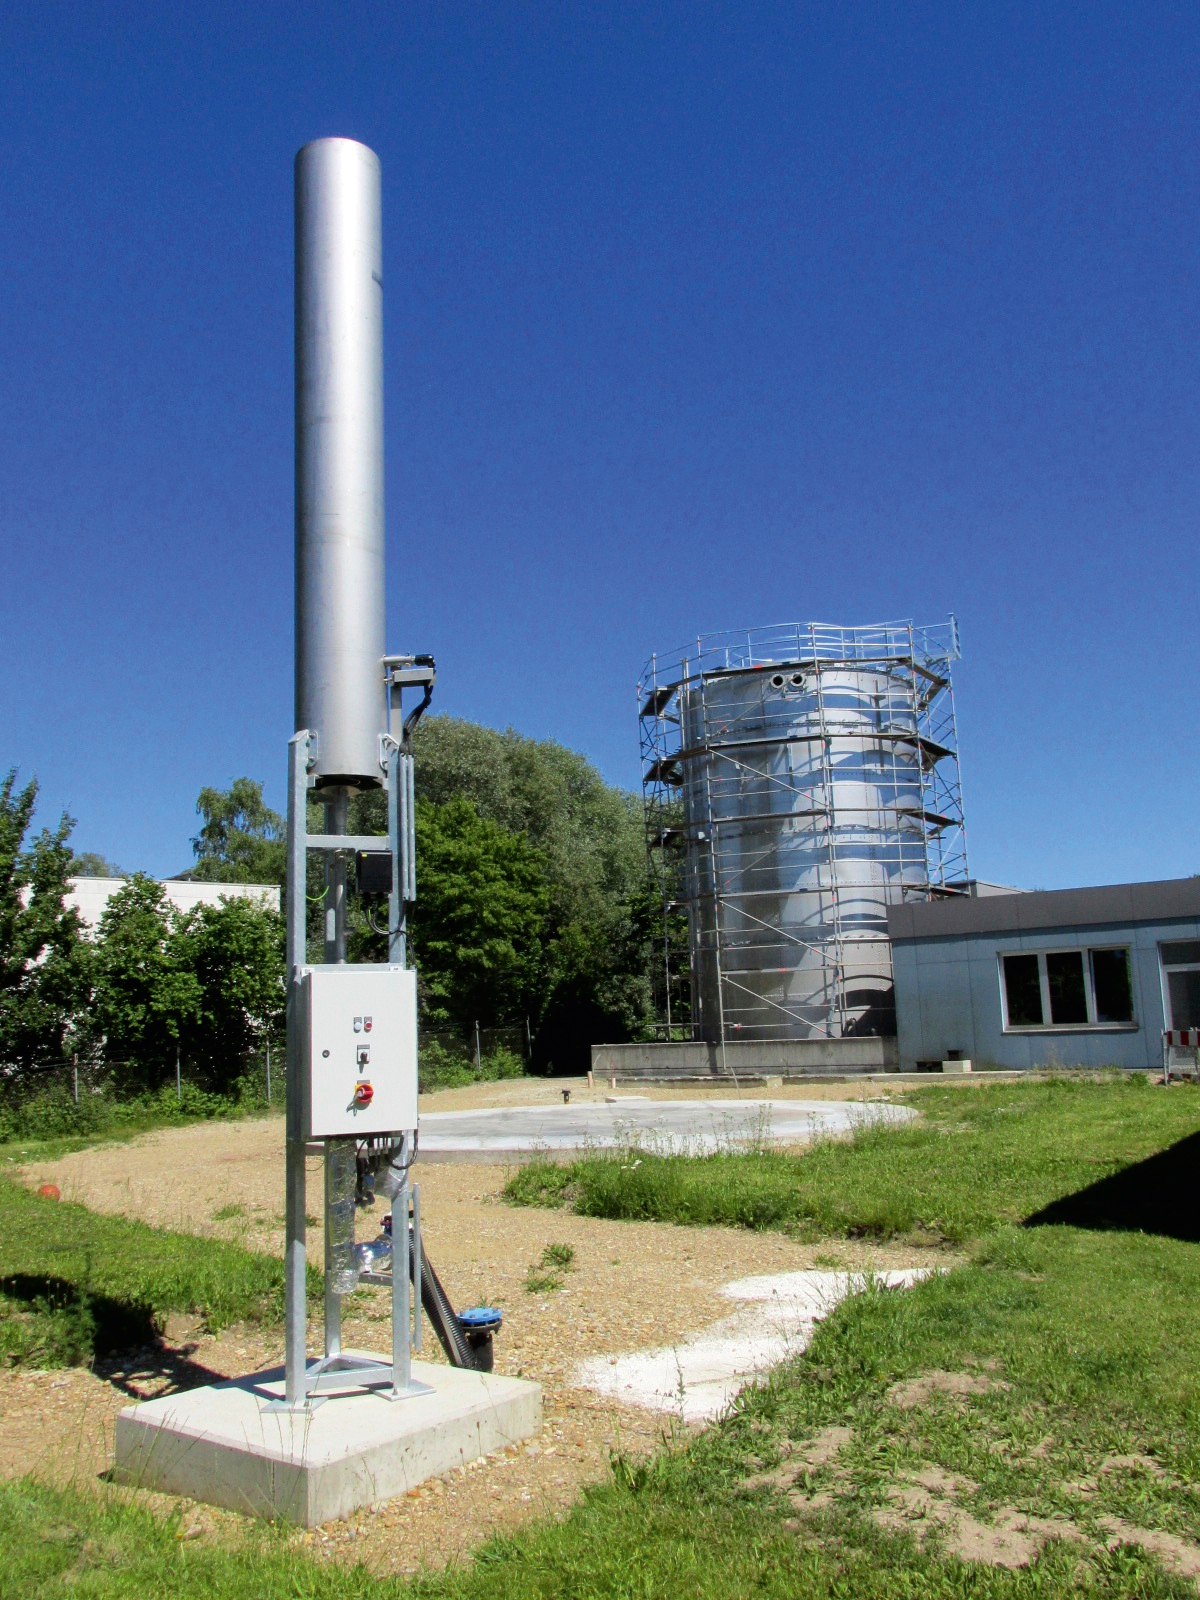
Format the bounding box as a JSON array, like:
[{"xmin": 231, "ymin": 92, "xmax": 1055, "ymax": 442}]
[{"xmin": 281, "ymin": 728, "xmax": 430, "ymax": 1410}]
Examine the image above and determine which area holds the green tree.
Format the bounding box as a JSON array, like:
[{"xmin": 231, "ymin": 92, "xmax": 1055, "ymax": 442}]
[
  {"xmin": 535, "ymin": 877, "xmax": 659, "ymax": 1068},
  {"xmin": 350, "ymin": 717, "xmax": 657, "ymax": 1065},
  {"xmin": 0, "ymin": 771, "xmax": 88, "ymax": 1073},
  {"xmin": 70, "ymin": 851, "xmax": 125, "ymax": 878},
  {"xmin": 189, "ymin": 779, "xmax": 285, "ymax": 885},
  {"xmin": 88, "ymin": 876, "xmax": 200, "ymax": 1092},
  {"xmin": 409, "ymin": 798, "xmax": 550, "ymax": 1034},
  {"xmin": 411, "ymin": 717, "xmax": 646, "ymax": 931},
  {"xmin": 176, "ymin": 897, "xmax": 286, "ymax": 1092}
]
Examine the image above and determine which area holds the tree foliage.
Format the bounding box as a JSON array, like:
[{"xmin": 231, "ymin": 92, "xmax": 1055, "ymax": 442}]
[
  {"xmin": 70, "ymin": 852, "xmax": 125, "ymax": 879},
  {"xmin": 86, "ymin": 877, "xmax": 201, "ymax": 1091},
  {"xmin": 344, "ymin": 716, "xmax": 656, "ymax": 1067},
  {"xmin": 177, "ymin": 896, "xmax": 285, "ymax": 1088},
  {"xmin": 0, "ymin": 711, "xmax": 660, "ymax": 1091},
  {"xmin": 86, "ymin": 876, "xmax": 284, "ymax": 1094},
  {"xmin": 410, "ymin": 797, "xmax": 550, "ymax": 1033},
  {"xmin": 189, "ymin": 778, "xmax": 285, "ymax": 885},
  {"xmin": 0, "ymin": 771, "xmax": 88, "ymax": 1072},
  {"xmin": 360, "ymin": 717, "xmax": 657, "ymax": 1068},
  {"xmin": 410, "ymin": 716, "xmax": 646, "ymax": 932}
]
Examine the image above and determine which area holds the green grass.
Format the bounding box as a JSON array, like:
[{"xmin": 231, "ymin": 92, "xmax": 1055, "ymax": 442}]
[
  {"xmin": 503, "ymin": 1077, "xmax": 1200, "ymax": 1241},
  {"xmin": 5, "ymin": 1077, "xmax": 1200, "ymax": 1595},
  {"xmin": 7, "ymin": 1219, "xmax": 1200, "ymax": 1597},
  {"xmin": 0, "ymin": 1177, "xmax": 315, "ymax": 1367},
  {"xmin": 0, "ymin": 1482, "xmax": 375, "ymax": 1600}
]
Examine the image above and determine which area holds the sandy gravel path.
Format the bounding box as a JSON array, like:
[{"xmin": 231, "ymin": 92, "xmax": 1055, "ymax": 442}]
[{"xmin": 4, "ymin": 1083, "xmax": 939, "ymax": 1573}]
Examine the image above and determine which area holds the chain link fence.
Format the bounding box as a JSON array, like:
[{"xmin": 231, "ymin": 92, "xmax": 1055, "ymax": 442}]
[
  {"xmin": 421, "ymin": 1023, "xmax": 530, "ymax": 1069},
  {"xmin": 0, "ymin": 1017, "xmax": 536, "ymax": 1135},
  {"xmin": 0, "ymin": 1048, "xmax": 282, "ymax": 1140}
]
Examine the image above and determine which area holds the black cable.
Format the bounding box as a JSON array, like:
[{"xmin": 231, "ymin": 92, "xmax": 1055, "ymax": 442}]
[{"xmin": 401, "ymin": 656, "xmax": 436, "ymax": 745}]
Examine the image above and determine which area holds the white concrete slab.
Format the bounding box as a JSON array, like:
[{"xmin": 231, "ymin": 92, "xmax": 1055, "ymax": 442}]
[
  {"xmin": 114, "ymin": 1355, "xmax": 541, "ymax": 1525},
  {"xmin": 574, "ymin": 1268, "xmax": 936, "ymax": 1422},
  {"xmin": 419, "ymin": 1098, "xmax": 914, "ymax": 1156}
]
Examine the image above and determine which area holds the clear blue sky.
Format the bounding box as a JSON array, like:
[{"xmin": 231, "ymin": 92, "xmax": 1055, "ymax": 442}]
[{"xmin": 2, "ymin": 2, "xmax": 1196, "ymax": 887}]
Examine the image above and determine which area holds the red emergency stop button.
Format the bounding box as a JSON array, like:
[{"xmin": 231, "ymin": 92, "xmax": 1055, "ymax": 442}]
[{"xmin": 354, "ymin": 1081, "xmax": 374, "ymax": 1107}]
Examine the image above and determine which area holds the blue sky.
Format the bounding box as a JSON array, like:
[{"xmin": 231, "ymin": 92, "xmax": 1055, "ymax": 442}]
[{"xmin": 2, "ymin": 1, "xmax": 1197, "ymax": 887}]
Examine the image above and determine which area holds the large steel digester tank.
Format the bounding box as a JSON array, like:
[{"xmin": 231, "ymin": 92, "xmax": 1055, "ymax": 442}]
[{"xmin": 678, "ymin": 656, "xmax": 933, "ymax": 1041}]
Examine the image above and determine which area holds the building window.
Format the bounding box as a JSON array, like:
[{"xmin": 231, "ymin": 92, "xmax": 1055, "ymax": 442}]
[
  {"xmin": 1000, "ymin": 947, "xmax": 1135, "ymax": 1030},
  {"xmin": 1091, "ymin": 947, "xmax": 1134, "ymax": 1024},
  {"xmin": 1160, "ymin": 942, "xmax": 1200, "ymax": 1031},
  {"xmin": 1003, "ymin": 953, "xmax": 1043, "ymax": 1025}
]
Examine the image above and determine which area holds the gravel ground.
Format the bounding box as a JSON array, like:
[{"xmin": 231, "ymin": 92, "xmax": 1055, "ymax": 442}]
[{"xmin": 4, "ymin": 1081, "xmax": 940, "ymax": 1573}]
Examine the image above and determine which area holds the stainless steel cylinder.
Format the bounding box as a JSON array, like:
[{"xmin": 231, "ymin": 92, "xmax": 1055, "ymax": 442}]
[
  {"xmin": 294, "ymin": 137, "xmax": 386, "ymax": 787},
  {"xmin": 679, "ymin": 661, "xmax": 930, "ymax": 1041}
]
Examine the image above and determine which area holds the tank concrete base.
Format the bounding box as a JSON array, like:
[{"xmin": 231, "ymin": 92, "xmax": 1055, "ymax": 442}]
[
  {"xmin": 591, "ymin": 1037, "xmax": 900, "ymax": 1083},
  {"xmin": 113, "ymin": 1355, "xmax": 542, "ymax": 1526}
]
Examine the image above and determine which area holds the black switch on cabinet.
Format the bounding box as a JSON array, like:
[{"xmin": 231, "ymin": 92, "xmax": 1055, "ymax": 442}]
[{"xmin": 355, "ymin": 851, "xmax": 393, "ymax": 897}]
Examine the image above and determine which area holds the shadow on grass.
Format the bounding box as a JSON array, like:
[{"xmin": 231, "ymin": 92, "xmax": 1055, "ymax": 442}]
[
  {"xmin": 1, "ymin": 1272, "xmax": 233, "ymax": 1394},
  {"xmin": 0, "ymin": 1273, "xmax": 156, "ymax": 1355},
  {"xmin": 1025, "ymin": 1129, "xmax": 1200, "ymax": 1243}
]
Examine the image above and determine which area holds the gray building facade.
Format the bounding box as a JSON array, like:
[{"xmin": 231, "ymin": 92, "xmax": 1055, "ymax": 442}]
[{"xmin": 888, "ymin": 878, "xmax": 1200, "ymax": 1072}]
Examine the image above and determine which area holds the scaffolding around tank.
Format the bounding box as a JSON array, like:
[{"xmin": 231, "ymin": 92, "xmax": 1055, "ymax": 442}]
[{"xmin": 639, "ymin": 620, "xmax": 968, "ymax": 1045}]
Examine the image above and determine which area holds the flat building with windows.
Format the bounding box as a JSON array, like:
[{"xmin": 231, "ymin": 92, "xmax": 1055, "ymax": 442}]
[{"xmin": 887, "ymin": 877, "xmax": 1200, "ymax": 1072}]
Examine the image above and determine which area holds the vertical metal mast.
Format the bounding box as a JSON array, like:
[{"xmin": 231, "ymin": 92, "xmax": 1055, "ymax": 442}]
[
  {"xmin": 294, "ymin": 137, "xmax": 386, "ymax": 787},
  {"xmin": 285, "ymin": 138, "xmax": 431, "ymax": 1409},
  {"xmin": 292, "ymin": 136, "xmax": 387, "ymax": 1406}
]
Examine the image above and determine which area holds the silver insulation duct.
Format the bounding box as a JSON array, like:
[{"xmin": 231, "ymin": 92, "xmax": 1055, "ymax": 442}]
[{"xmin": 294, "ymin": 137, "xmax": 386, "ymax": 786}]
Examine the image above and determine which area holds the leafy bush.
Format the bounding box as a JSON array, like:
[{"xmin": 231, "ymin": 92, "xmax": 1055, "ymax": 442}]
[
  {"xmin": 418, "ymin": 1039, "xmax": 477, "ymax": 1091},
  {"xmin": 487, "ymin": 1045, "xmax": 526, "ymax": 1080},
  {"xmin": 418, "ymin": 1040, "xmax": 530, "ymax": 1092},
  {"xmin": 0, "ymin": 1082, "xmax": 257, "ymax": 1149}
]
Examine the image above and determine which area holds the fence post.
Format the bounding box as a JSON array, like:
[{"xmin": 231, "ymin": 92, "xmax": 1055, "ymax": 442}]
[
  {"xmin": 525, "ymin": 1015, "xmax": 532, "ymax": 1061},
  {"xmin": 176, "ymin": 1046, "xmax": 181, "ymax": 1100},
  {"xmin": 266, "ymin": 1038, "xmax": 272, "ymax": 1106},
  {"xmin": 474, "ymin": 1020, "xmax": 481, "ymax": 1074},
  {"xmin": 73, "ymin": 1054, "xmax": 78, "ymax": 1105}
]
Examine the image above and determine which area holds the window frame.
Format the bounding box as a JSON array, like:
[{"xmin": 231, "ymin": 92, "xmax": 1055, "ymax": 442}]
[
  {"xmin": 998, "ymin": 945, "xmax": 1137, "ymax": 1033},
  {"xmin": 1158, "ymin": 942, "xmax": 1200, "ymax": 1032}
]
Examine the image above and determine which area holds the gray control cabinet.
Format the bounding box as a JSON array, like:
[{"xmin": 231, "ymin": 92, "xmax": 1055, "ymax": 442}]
[{"xmin": 298, "ymin": 964, "xmax": 418, "ymax": 1138}]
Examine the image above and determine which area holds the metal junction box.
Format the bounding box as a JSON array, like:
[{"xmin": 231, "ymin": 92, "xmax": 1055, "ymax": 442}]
[{"xmin": 298, "ymin": 965, "xmax": 418, "ymax": 1138}]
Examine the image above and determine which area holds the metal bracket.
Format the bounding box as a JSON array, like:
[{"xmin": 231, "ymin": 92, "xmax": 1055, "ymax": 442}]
[
  {"xmin": 306, "ymin": 833, "xmax": 391, "ymax": 854},
  {"xmin": 384, "ymin": 653, "xmax": 436, "ymax": 745}
]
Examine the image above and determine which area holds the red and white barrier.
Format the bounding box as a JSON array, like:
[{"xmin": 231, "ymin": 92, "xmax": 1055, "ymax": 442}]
[{"xmin": 1163, "ymin": 1029, "xmax": 1200, "ymax": 1084}]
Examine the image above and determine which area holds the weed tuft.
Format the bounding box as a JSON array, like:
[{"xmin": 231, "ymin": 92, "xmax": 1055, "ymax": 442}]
[{"xmin": 523, "ymin": 1241, "xmax": 576, "ymax": 1294}]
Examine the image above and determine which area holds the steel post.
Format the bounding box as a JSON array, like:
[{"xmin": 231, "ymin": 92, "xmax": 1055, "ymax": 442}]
[{"xmin": 284, "ymin": 731, "xmax": 312, "ymax": 1406}]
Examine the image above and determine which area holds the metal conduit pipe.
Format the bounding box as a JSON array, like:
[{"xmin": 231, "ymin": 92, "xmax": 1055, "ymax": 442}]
[{"xmin": 410, "ymin": 1241, "xmax": 477, "ymax": 1369}]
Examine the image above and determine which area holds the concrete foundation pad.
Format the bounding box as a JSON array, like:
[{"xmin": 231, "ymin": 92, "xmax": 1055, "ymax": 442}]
[
  {"xmin": 419, "ymin": 1098, "xmax": 915, "ymax": 1155},
  {"xmin": 114, "ymin": 1355, "xmax": 542, "ymax": 1525}
]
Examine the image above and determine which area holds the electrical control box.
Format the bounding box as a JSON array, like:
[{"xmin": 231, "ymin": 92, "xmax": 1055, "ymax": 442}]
[{"xmin": 297, "ymin": 964, "xmax": 418, "ymax": 1138}]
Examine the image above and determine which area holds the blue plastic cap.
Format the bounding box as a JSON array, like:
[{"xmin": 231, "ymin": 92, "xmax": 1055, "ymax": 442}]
[{"xmin": 458, "ymin": 1306, "xmax": 503, "ymax": 1329}]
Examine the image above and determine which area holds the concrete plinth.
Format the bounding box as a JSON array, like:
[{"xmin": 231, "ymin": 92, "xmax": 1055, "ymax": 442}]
[
  {"xmin": 590, "ymin": 1037, "xmax": 900, "ymax": 1082},
  {"xmin": 114, "ymin": 1355, "xmax": 542, "ymax": 1525}
]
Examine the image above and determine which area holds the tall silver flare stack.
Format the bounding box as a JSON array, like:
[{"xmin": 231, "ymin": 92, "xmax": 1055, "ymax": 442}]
[
  {"xmin": 109, "ymin": 137, "xmax": 540, "ymax": 1524},
  {"xmin": 294, "ymin": 137, "xmax": 386, "ymax": 787}
]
